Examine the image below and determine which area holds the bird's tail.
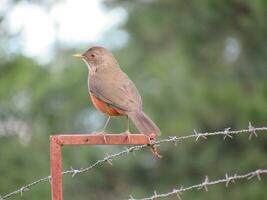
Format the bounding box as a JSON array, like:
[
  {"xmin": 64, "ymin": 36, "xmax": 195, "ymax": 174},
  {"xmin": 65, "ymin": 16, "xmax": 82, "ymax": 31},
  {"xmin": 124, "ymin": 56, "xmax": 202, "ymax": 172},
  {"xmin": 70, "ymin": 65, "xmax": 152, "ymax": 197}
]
[{"xmin": 128, "ymin": 111, "xmax": 160, "ymax": 136}]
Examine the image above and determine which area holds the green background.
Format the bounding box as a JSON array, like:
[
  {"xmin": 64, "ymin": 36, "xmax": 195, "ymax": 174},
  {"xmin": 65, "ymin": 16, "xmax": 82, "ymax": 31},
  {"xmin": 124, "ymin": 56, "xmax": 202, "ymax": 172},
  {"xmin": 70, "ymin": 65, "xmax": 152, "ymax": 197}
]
[{"xmin": 0, "ymin": 0, "xmax": 267, "ymax": 200}]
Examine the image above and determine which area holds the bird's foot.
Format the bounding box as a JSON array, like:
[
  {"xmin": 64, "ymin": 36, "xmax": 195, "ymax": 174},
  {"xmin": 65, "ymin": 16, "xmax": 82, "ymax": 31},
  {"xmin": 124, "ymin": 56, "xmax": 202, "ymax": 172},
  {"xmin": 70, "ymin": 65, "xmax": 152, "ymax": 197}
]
[
  {"xmin": 95, "ymin": 131, "xmax": 107, "ymax": 144},
  {"xmin": 122, "ymin": 130, "xmax": 132, "ymax": 143}
]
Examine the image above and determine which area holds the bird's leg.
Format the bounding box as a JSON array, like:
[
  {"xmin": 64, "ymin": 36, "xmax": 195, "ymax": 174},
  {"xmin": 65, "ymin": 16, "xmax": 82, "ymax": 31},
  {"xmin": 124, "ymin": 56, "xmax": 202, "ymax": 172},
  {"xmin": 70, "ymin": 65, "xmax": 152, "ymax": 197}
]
[
  {"xmin": 101, "ymin": 116, "xmax": 111, "ymax": 133},
  {"xmin": 97, "ymin": 116, "xmax": 111, "ymax": 143},
  {"xmin": 124, "ymin": 115, "xmax": 131, "ymax": 143},
  {"xmin": 126, "ymin": 115, "xmax": 130, "ymax": 133}
]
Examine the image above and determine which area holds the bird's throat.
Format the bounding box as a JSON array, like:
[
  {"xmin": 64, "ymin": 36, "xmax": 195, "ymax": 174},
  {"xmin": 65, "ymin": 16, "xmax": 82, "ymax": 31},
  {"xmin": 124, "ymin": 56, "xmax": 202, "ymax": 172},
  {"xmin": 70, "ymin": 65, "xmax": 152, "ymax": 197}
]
[{"xmin": 82, "ymin": 59, "xmax": 97, "ymax": 73}]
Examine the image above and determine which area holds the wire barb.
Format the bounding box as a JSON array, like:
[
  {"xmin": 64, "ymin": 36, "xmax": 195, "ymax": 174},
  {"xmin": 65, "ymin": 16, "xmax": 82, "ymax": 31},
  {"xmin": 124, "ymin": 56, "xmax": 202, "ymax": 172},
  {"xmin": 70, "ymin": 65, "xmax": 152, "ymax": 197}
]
[
  {"xmin": 248, "ymin": 122, "xmax": 258, "ymax": 140},
  {"xmin": 129, "ymin": 195, "xmax": 135, "ymax": 200},
  {"xmin": 247, "ymin": 169, "xmax": 262, "ymax": 181},
  {"xmin": 152, "ymin": 190, "xmax": 158, "ymax": 200},
  {"xmin": 20, "ymin": 187, "xmax": 29, "ymax": 196},
  {"xmin": 70, "ymin": 167, "xmax": 81, "ymax": 177},
  {"xmin": 194, "ymin": 129, "xmax": 207, "ymax": 141},
  {"xmin": 224, "ymin": 173, "xmax": 231, "ymax": 187},
  {"xmin": 168, "ymin": 136, "xmax": 178, "ymax": 146},
  {"xmin": 223, "ymin": 127, "xmax": 232, "ymax": 140},
  {"xmin": 174, "ymin": 187, "xmax": 182, "ymax": 200},
  {"xmin": 197, "ymin": 176, "xmax": 209, "ymax": 191},
  {"xmin": 124, "ymin": 147, "xmax": 131, "ymax": 154},
  {"xmin": 105, "ymin": 156, "xmax": 113, "ymax": 165},
  {"xmin": 1, "ymin": 125, "xmax": 267, "ymax": 200}
]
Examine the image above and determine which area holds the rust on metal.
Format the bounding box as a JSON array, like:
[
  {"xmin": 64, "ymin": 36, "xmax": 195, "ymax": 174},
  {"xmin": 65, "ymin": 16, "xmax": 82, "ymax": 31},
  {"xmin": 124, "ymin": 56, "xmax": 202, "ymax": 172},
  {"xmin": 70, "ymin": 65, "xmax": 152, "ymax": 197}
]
[
  {"xmin": 50, "ymin": 136, "xmax": 63, "ymax": 200},
  {"xmin": 50, "ymin": 133, "xmax": 152, "ymax": 200},
  {"xmin": 57, "ymin": 133, "xmax": 152, "ymax": 145}
]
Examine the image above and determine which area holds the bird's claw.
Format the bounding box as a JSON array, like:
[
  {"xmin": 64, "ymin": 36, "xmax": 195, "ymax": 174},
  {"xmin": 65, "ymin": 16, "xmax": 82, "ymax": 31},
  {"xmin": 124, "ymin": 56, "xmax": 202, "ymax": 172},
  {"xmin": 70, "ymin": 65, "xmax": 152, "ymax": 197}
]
[
  {"xmin": 96, "ymin": 131, "xmax": 107, "ymax": 144},
  {"xmin": 124, "ymin": 131, "xmax": 131, "ymax": 143}
]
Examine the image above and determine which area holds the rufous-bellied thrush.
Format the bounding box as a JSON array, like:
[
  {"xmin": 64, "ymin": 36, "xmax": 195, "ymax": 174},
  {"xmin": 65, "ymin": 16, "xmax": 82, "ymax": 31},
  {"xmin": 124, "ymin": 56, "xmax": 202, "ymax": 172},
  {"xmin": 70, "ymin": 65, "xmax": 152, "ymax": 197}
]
[{"xmin": 73, "ymin": 47, "xmax": 161, "ymax": 157}]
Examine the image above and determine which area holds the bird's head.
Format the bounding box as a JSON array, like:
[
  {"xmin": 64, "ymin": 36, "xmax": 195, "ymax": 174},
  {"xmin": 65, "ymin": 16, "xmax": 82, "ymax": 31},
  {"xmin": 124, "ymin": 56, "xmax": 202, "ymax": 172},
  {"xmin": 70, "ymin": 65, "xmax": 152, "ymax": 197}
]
[{"xmin": 73, "ymin": 46, "xmax": 118, "ymax": 72}]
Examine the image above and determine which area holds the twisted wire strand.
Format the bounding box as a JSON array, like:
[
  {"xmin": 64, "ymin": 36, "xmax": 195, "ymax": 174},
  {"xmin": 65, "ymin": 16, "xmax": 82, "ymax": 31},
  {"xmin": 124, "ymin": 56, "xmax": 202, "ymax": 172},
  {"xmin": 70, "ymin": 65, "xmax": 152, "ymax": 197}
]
[{"xmin": 129, "ymin": 169, "xmax": 267, "ymax": 200}]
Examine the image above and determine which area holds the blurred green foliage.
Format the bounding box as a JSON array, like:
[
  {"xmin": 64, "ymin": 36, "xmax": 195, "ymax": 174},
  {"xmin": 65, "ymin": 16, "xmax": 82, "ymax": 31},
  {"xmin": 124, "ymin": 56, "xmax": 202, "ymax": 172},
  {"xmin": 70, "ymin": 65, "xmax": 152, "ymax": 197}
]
[{"xmin": 0, "ymin": 0, "xmax": 267, "ymax": 200}]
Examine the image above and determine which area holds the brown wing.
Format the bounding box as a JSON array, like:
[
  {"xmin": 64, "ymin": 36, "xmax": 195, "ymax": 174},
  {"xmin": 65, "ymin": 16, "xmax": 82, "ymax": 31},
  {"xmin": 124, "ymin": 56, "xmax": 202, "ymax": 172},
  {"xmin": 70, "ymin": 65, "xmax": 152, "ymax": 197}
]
[{"xmin": 89, "ymin": 68, "xmax": 142, "ymax": 112}]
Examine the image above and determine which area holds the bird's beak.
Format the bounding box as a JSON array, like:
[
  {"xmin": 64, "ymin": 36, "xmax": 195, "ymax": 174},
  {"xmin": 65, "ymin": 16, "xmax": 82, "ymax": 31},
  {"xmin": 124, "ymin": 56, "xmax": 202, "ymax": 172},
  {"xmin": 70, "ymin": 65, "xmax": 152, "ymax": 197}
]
[{"xmin": 72, "ymin": 53, "xmax": 84, "ymax": 59}]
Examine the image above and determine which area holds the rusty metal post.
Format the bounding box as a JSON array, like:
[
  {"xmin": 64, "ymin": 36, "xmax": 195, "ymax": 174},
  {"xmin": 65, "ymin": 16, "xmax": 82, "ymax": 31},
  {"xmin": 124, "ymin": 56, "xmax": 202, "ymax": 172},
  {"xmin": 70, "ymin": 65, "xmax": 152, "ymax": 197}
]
[
  {"xmin": 50, "ymin": 133, "xmax": 152, "ymax": 200},
  {"xmin": 50, "ymin": 136, "xmax": 63, "ymax": 200}
]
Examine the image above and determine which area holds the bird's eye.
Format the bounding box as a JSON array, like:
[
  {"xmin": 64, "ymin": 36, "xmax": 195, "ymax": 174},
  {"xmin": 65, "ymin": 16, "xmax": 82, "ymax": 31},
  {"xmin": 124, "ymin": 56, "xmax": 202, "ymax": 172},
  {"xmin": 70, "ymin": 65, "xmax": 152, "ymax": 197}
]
[{"xmin": 91, "ymin": 54, "xmax": 95, "ymax": 58}]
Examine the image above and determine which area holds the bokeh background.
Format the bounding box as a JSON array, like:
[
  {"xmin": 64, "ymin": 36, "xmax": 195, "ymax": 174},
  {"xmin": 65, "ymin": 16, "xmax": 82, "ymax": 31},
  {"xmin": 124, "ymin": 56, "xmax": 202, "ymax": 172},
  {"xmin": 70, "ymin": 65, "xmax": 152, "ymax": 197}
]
[{"xmin": 0, "ymin": 0, "xmax": 267, "ymax": 199}]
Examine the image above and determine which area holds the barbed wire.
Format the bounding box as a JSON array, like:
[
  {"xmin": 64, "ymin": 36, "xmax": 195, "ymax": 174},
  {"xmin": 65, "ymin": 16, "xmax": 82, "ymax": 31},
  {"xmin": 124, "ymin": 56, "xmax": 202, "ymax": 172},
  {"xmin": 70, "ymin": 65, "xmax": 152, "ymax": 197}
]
[
  {"xmin": 0, "ymin": 145, "xmax": 147, "ymax": 200},
  {"xmin": 129, "ymin": 168, "xmax": 267, "ymax": 200},
  {"xmin": 1, "ymin": 123, "xmax": 267, "ymax": 200}
]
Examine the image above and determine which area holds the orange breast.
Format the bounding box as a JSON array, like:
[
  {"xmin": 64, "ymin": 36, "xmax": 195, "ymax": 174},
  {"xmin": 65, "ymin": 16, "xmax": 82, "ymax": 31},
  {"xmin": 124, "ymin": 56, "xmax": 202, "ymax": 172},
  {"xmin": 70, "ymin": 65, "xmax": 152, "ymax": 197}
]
[{"xmin": 90, "ymin": 93, "xmax": 126, "ymax": 116}]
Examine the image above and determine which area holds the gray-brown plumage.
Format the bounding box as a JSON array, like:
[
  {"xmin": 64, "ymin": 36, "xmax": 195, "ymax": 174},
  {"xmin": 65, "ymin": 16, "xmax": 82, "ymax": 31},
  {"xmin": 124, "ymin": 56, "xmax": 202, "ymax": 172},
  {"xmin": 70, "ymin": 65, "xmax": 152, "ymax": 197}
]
[{"xmin": 78, "ymin": 46, "xmax": 160, "ymax": 136}]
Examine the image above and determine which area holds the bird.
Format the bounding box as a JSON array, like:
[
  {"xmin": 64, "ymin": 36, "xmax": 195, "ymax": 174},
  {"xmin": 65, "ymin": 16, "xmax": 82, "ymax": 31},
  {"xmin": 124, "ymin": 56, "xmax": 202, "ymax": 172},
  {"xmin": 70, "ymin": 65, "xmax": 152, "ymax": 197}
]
[{"xmin": 73, "ymin": 46, "xmax": 160, "ymax": 143}]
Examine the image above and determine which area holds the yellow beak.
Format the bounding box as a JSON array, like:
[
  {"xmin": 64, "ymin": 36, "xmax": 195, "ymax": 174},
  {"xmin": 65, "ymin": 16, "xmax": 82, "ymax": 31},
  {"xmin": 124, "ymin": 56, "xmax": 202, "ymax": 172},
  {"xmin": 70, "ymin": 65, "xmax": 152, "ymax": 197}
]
[{"xmin": 72, "ymin": 53, "xmax": 84, "ymax": 59}]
